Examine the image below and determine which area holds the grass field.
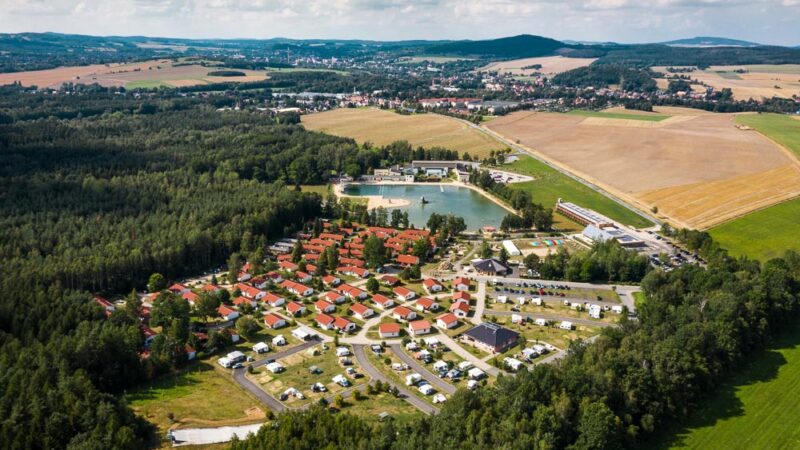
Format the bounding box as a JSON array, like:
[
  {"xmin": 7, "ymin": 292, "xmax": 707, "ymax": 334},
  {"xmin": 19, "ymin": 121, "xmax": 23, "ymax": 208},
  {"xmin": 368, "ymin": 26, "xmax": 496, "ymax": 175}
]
[
  {"xmin": 505, "ymin": 156, "xmax": 653, "ymax": 228},
  {"xmin": 125, "ymin": 80, "xmax": 170, "ymax": 89},
  {"xmin": 709, "ymin": 197, "xmax": 800, "ymax": 261},
  {"xmin": 650, "ymin": 326, "xmax": 800, "ymax": 449},
  {"xmin": 707, "ymin": 114, "xmax": 800, "ymax": 261},
  {"xmin": 736, "ymin": 113, "xmax": 800, "ymax": 159},
  {"xmin": 301, "ymin": 108, "xmax": 503, "ymax": 158},
  {"xmin": 567, "ymin": 110, "xmax": 671, "ymax": 122},
  {"xmin": 125, "ymin": 362, "xmax": 264, "ymax": 436},
  {"xmin": 479, "ymin": 56, "xmax": 596, "ymax": 75}
]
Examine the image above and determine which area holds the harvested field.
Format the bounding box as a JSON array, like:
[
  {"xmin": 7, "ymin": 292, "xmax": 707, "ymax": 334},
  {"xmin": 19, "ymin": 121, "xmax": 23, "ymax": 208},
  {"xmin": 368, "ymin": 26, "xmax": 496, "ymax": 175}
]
[
  {"xmin": 0, "ymin": 59, "xmax": 268, "ymax": 89},
  {"xmin": 302, "ymin": 108, "xmax": 503, "ymax": 158},
  {"xmin": 486, "ymin": 110, "xmax": 800, "ymax": 229},
  {"xmin": 479, "ymin": 56, "xmax": 596, "ymax": 75},
  {"xmin": 653, "ymin": 65, "xmax": 800, "ymax": 100}
]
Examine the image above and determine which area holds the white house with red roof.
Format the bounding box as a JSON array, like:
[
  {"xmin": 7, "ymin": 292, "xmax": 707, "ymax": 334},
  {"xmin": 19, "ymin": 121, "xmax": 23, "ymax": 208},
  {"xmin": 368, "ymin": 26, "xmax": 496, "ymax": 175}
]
[
  {"xmin": 333, "ymin": 317, "xmax": 356, "ymax": 333},
  {"xmin": 218, "ymin": 304, "xmax": 240, "ymax": 321},
  {"xmin": 168, "ymin": 283, "xmax": 190, "ymax": 294},
  {"xmin": 379, "ymin": 323, "xmax": 401, "ymax": 338},
  {"xmin": 450, "ymin": 300, "xmax": 470, "ymax": 318},
  {"xmin": 381, "ymin": 275, "xmax": 401, "ymax": 286},
  {"xmin": 414, "ymin": 297, "xmax": 440, "ymax": 312},
  {"xmin": 262, "ymin": 292, "xmax": 286, "ymax": 307},
  {"xmin": 314, "ymin": 299, "xmax": 336, "ymax": 314},
  {"xmin": 321, "ymin": 291, "xmax": 346, "ymax": 304},
  {"xmin": 436, "ymin": 313, "xmax": 459, "ymax": 329},
  {"xmin": 322, "ymin": 275, "xmax": 341, "ymax": 287},
  {"xmin": 396, "ymin": 254, "xmax": 420, "ymax": 266},
  {"xmin": 201, "ymin": 284, "xmax": 222, "ymax": 294},
  {"xmin": 423, "ymin": 278, "xmax": 444, "ymax": 293},
  {"xmin": 250, "ymin": 277, "xmax": 268, "ymax": 289},
  {"xmin": 336, "ymin": 284, "xmax": 368, "ymax": 300},
  {"xmin": 266, "ymin": 271, "xmax": 284, "ymax": 283},
  {"xmin": 350, "ymin": 303, "xmax": 375, "ymax": 320},
  {"xmin": 280, "ymin": 280, "xmax": 314, "ymax": 297},
  {"xmin": 263, "ymin": 312, "xmax": 287, "ymax": 329},
  {"xmin": 279, "ymin": 260, "xmax": 299, "ymax": 271},
  {"xmin": 315, "ymin": 313, "xmax": 336, "ymax": 330},
  {"xmin": 393, "ymin": 286, "xmax": 417, "ymax": 302},
  {"xmin": 233, "ymin": 296, "xmax": 256, "ymax": 309},
  {"xmin": 453, "ymin": 277, "xmax": 471, "ymax": 291},
  {"xmin": 236, "ymin": 283, "xmax": 266, "ymax": 300},
  {"xmin": 371, "ymin": 294, "xmax": 395, "ymax": 310},
  {"xmin": 285, "ymin": 301, "xmax": 307, "ymax": 317},
  {"xmin": 408, "ymin": 320, "xmax": 432, "ymax": 336},
  {"xmin": 392, "ymin": 306, "xmax": 417, "ymax": 322},
  {"xmin": 295, "ymin": 271, "xmax": 313, "ymax": 283},
  {"xmin": 337, "ymin": 266, "xmax": 370, "ymax": 278},
  {"xmin": 453, "ymin": 291, "xmax": 472, "ymax": 302}
]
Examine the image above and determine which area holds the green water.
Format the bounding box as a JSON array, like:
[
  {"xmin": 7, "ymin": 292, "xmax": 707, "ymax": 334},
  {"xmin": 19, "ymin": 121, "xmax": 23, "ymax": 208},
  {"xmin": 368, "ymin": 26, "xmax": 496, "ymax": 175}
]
[{"xmin": 344, "ymin": 184, "xmax": 508, "ymax": 230}]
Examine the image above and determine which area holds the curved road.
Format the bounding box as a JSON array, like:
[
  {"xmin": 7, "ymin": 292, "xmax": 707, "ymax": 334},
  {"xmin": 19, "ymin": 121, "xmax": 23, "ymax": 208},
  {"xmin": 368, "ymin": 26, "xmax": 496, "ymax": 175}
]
[{"xmin": 353, "ymin": 344, "xmax": 440, "ymax": 415}]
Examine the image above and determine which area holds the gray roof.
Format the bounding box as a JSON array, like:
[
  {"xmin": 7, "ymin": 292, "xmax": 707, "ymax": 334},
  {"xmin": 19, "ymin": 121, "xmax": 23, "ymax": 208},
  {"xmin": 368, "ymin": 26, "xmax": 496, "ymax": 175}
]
[
  {"xmin": 464, "ymin": 323, "xmax": 519, "ymax": 347},
  {"xmin": 472, "ymin": 258, "xmax": 511, "ymax": 273}
]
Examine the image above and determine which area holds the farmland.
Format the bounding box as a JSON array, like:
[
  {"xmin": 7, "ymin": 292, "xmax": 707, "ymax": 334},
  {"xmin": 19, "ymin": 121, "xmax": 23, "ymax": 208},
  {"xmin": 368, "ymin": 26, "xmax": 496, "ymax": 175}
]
[
  {"xmin": 301, "ymin": 108, "xmax": 504, "ymax": 158},
  {"xmin": 0, "ymin": 59, "xmax": 268, "ymax": 89},
  {"xmin": 479, "ymin": 56, "xmax": 597, "ymax": 75},
  {"xmin": 736, "ymin": 113, "xmax": 800, "ymax": 159},
  {"xmin": 567, "ymin": 110, "xmax": 671, "ymax": 122},
  {"xmin": 652, "ymin": 65, "xmax": 800, "ymax": 100},
  {"xmin": 504, "ymin": 156, "xmax": 652, "ymax": 228},
  {"xmin": 487, "ymin": 110, "xmax": 800, "ymax": 229},
  {"xmin": 651, "ymin": 326, "xmax": 800, "ymax": 450}
]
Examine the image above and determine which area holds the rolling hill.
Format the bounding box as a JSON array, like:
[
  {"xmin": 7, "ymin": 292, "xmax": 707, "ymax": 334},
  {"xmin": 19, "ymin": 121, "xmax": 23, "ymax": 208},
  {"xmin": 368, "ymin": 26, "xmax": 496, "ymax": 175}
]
[
  {"xmin": 423, "ymin": 34, "xmax": 571, "ymax": 58},
  {"xmin": 661, "ymin": 36, "xmax": 762, "ymax": 47}
]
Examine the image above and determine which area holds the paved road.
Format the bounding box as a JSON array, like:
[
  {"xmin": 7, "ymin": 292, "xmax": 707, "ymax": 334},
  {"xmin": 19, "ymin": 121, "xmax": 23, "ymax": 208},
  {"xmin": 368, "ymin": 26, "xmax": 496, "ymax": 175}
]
[
  {"xmin": 170, "ymin": 423, "xmax": 263, "ymax": 446},
  {"xmin": 485, "ymin": 309, "xmax": 614, "ymax": 328},
  {"xmin": 389, "ymin": 344, "xmax": 456, "ymax": 395},
  {"xmin": 434, "ymin": 332, "xmax": 500, "ymax": 377},
  {"xmin": 470, "ymin": 281, "xmax": 487, "ymax": 325},
  {"xmin": 232, "ymin": 338, "xmax": 322, "ymax": 413},
  {"xmin": 353, "ymin": 344, "xmax": 440, "ymax": 415}
]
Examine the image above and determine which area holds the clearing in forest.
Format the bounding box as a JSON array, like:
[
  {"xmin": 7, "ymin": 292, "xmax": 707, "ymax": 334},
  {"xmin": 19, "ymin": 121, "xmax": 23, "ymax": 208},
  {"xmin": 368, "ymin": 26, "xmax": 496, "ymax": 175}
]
[
  {"xmin": 301, "ymin": 108, "xmax": 503, "ymax": 158},
  {"xmin": 486, "ymin": 109, "xmax": 800, "ymax": 229}
]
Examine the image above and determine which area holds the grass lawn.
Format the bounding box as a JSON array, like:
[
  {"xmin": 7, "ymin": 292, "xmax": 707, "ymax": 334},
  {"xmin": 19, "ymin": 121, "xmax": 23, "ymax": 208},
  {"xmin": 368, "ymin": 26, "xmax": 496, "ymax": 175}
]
[
  {"xmin": 335, "ymin": 390, "xmax": 421, "ymax": 424},
  {"xmin": 125, "ymin": 80, "xmax": 170, "ymax": 89},
  {"xmin": 567, "ymin": 110, "xmax": 671, "ymax": 122},
  {"xmin": 125, "ymin": 362, "xmax": 264, "ymax": 437},
  {"xmin": 632, "ymin": 291, "xmax": 646, "ymax": 309},
  {"xmin": 299, "ymin": 184, "xmax": 332, "ymax": 196},
  {"xmin": 648, "ymin": 326, "xmax": 800, "ymax": 449},
  {"xmin": 736, "ymin": 113, "xmax": 800, "ymax": 159},
  {"xmin": 504, "ymin": 156, "xmax": 653, "ymax": 228},
  {"xmin": 709, "ymin": 195, "xmax": 800, "ymax": 261}
]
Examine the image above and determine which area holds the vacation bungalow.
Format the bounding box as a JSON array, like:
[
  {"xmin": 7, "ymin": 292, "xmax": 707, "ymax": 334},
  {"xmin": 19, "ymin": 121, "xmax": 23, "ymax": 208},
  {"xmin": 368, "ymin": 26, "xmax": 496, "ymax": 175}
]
[
  {"xmin": 350, "ymin": 303, "xmax": 375, "ymax": 320},
  {"xmin": 462, "ymin": 323, "xmax": 519, "ymax": 354},
  {"xmin": 286, "ymin": 301, "xmax": 307, "ymax": 317},
  {"xmin": 315, "ymin": 313, "xmax": 336, "ymax": 330},
  {"xmin": 393, "ymin": 286, "xmax": 417, "ymax": 302},
  {"xmin": 408, "ymin": 320, "xmax": 432, "ymax": 336},
  {"xmin": 371, "ymin": 294, "xmax": 395, "ymax": 310},
  {"xmin": 218, "ymin": 304, "xmax": 240, "ymax": 321},
  {"xmin": 435, "ymin": 313, "xmax": 459, "ymax": 330},
  {"xmin": 415, "ymin": 297, "xmax": 440, "ymax": 312},
  {"xmin": 453, "ymin": 277, "xmax": 471, "ymax": 291},
  {"xmin": 423, "ymin": 278, "xmax": 443, "ymax": 293},
  {"xmin": 379, "ymin": 323, "xmax": 401, "ymax": 338},
  {"xmin": 392, "ymin": 306, "xmax": 417, "ymax": 322},
  {"xmin": 280, "ymin": 280, "xmax": 314, "ymax": 297},
  {"xmin": 263, "ymin": 312, "xmax": 287, "ymax": 329},
  {"xmin": 314, "ymin": 299, "xmax": 336, "ymax": 314},
  {"xmin": 333, "ymin": 317, "xmax": 356, "ymax": 334}
]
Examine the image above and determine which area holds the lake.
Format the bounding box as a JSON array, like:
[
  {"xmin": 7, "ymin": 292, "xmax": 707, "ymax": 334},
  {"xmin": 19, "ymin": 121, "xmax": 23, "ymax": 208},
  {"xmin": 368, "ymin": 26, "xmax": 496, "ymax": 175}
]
[{"xmin": 344, "ymin": 184, "xmax": 509, "ymax": 230}]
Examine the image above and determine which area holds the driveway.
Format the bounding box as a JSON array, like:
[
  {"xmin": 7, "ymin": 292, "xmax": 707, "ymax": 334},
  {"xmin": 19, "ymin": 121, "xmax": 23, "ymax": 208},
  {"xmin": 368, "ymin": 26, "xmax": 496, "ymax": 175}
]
[
  {"xmin": 353, "ymin": 344, "xmax": 439, "ymax": 415},
  {"xmin": 389, "ymin": 344, "xmax": 456, "ymax": 395}
]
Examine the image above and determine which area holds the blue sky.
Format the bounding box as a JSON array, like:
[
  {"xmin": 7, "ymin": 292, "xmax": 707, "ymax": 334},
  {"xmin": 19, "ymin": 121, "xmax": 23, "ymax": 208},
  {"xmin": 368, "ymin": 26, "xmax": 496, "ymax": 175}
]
[{"xmin": 1, "ymin": 0, "xmax": 799, "ymax": 46}]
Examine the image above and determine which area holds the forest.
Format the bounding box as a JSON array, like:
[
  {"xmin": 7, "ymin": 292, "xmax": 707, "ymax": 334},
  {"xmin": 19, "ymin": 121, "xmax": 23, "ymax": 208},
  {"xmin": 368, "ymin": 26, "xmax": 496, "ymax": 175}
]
[{"xmin": 552, "ymin": 64, "xmax": 658, "ymax": 92}]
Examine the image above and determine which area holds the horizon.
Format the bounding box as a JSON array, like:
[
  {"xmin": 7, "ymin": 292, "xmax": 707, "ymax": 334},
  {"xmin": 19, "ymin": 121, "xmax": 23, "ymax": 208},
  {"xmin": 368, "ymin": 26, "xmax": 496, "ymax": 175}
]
[{"xmin": 2, "ymin": 1, "xmax": 799, "ymax": 46}]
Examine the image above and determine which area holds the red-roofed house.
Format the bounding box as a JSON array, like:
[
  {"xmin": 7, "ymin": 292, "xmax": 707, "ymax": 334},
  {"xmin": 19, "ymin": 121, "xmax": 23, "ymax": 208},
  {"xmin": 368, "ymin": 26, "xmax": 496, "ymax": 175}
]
[
  {"xmin": 453, "ymin": 291, "xmax": 472, "ymax": 302},
  {"xmin": 349, "ymin": 303, "xmax": 375, "ymax": 320},
  {"xmin": 263, "ymin": 313, "xmax": 287, "ymax": 329},
  {"xmin": 321, "ymin": 291, "xmax": 346, "ymax": 304},
  {"xmin": 319, "ymin": 233, "xmax": 345, "ymax": 242},
  {"xmin": 94, "ymin": 296, "xmax": 115, "ymax": 317},
  {"xmin": 236, "ymin": 283, "xmax": 266, "ymax": 300},
  {"xmin": 314, "ymin": 299, "xmax": 336, "ymax": 314},
  {"xmin": 396, "ymin": 254, "xmax": 420, "ymax": 266},
  {"xmin": 182, "ymin": 291, "xmax": 200, "ymax": 306},
  {"xmin": 423, "ymin": 278, "xmax": 443, "ymax": 293},
  {"xmin": 233, "ymin": 296, "xmax": 256, "ymax": 308},
  {"xmin": 450, "ymin": 300, "xmax": 470, "ymax": 318},
  {"xmin": 250, "ymin": 277, "xmax": 268, "ymax": 289},
  {"xmin": 286, "ymin": 301, "xmax": 307, "ymax": 317},
  {"xmin": 392, "ymin": 306, "xmax": 417, "ymax": 321},
  {"xmin": 315, "ymin": 313, "xmax": 336, "ymax": 330},
  {"xmin": 279, "ymin": 261, "xmax": 299, "ymax": 271},
  {"xmin": 337, "ymin": 266, "xmax": 370, "ymax": 278},
  {"xmin": 436, "ymin": 313, "xmax": 459, "ymax": 329},
  {"xmin": 280, "ymin": 280, "xmax": 314, "ymax": 297},
  {"xmin": 336, "ymin": 284, "xmax": 368, "ymax": 300},
  {"xmin": 381, "ymin": 275, "xmax": 401, "ymax": 286},
  {"xmin": 295, "ymin": 271, "xmax": 312, "ymax": 283},
  {"xmin": 218, "ymin": 304, "xmax": 240, "ymax": 321},
  {"xmin": 333, "ymin": 317, "xmax": 356, "ymax": 333},
  {"xmin": 379, "ymin": 323, "xmax": 401, "ymax": 338},
  {"xmin": 266, "ymin": 271, "xmax": 284, "ymax": 283},
  {"xmin": 453, "ymin": 277, "xmax": 471, "ymax": 291},
  {"xmin": 408, "ymin": 320, "xmax": 432, "ymax": 336},
  {"xmin": 371, "ymin": 294, "xmax": 395, "ymax": 310},
  {"xmin": 414, "ymin": 297, "xmax": 440, "ymax": 312},
  {"xmin": 322, "ymin": 275, "xmax": 341, "ymax": 286},
  {"xmin": 393, "ymin": 286, "xmax": 417, "ymax": 302},
  {"xmin": 262, "ymin": 292, "xmax": 286, "ymax": 307},
  {"xmin": 201, "ymin": 284, "xmax": 222, "ymax": 293},
  {"xmin": 168, "ymin": 283, "xmax": 190, "ymax": 294}
]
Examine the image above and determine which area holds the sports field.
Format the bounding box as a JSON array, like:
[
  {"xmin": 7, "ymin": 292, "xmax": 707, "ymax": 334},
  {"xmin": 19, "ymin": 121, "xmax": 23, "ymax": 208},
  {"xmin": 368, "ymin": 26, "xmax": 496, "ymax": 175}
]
[
  {"xmin": 486, "ymin": 110, "xmax": 800, "ymax": 229},
  {"xmin": 651, "ymin": 326, "xmax": 800, "ymax": 449},
  {"xmin": 505, "ymin": 156, "xmax": 652, "ymax": 228},
  {"xmin": 302, "ymin": 108, "xmax": 504, "ymax": 158}
]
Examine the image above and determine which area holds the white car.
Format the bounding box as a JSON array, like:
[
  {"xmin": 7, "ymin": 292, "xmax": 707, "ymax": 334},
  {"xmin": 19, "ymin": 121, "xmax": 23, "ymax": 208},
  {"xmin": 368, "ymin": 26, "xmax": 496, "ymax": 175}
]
[{"xmin": 432, "ymin": 393, "xmax": 447, "ymax": 403}]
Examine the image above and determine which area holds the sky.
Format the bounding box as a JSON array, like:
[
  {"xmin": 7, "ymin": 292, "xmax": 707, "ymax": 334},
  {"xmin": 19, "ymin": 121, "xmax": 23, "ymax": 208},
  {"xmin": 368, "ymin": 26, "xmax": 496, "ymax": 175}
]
[{"xmin": 1, "ymin": 0, "xmax": 799, "ymax": 46}]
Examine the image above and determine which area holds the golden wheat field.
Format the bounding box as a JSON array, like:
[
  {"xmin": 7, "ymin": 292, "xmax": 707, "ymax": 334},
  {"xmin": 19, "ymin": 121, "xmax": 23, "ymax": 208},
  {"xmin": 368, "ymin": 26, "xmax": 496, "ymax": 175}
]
[
  {"xmin": 479, "ymin": 56, "xmax": 597, "ymax": 75},
  {"xmin": 301, "ymin": 108, "xmax": 503, "ymax": 158},
  {"xmin": 486, "ymin": 109, "xmax": 800, "ymax": 229},
  {"xmin": 0, "ymin": 59, "xmax": 268, "ymax": 88},
  {"xmin": 652, "ymin": 65, "xmax": 800, "ymax": 100}
]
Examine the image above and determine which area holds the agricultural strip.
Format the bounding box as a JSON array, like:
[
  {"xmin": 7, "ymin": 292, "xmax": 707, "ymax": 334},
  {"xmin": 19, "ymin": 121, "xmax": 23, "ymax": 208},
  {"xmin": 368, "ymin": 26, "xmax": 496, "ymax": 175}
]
[{"xmin": 301, "ymin": 108, "xmax": 503, "ymax": 158}]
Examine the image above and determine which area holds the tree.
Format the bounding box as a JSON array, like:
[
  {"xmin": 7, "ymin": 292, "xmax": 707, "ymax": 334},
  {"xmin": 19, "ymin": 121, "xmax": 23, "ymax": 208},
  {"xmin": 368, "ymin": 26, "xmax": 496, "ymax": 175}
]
[
  {"xmin": 363, "ymin": 234, "xmax": 387, "ymax": 269},
  {"xmin": 228, "ymin": 252, "xmax": 243, "ymax": 282},
  {"xmin": 499, "ymin": 248, "xmax": 509, "ymax": 264},
  {"xmin": 524, "ymin": 253, "xmax": 541, "ymax": 272},
  {"xmin": 147, "ymin": 273, "xmax": 166, "ymax": 292},
  {"xmin": 291, "ymin": 240, "xmax": 303, "ymax": 264},
  {"xmin": 412, "ymin": 237, "xmax": 432, "ymax": 260},
  {"xmin": 479, "ymin": 241, "xmax": 493, "ymax": 259},
  {"xmin": 533, "ymin": 208, "xmax": 554, "ymax": 231},
  {"xmin": 366, "ymin": 277, "xmax": 380, "ymax": 293},
  {"xmin": 390, "ymin": 209, "xmax": 402, "ymax": 228},
  {"xmin": 195, "ymin": 293, "xmax": 221, "ymax": 320},
  {"xmin": 572, "ymin": 402, "xmax": 620, "ymax": 450},
  {"xmin": 236, "ymin": 316, "xmax": 260, "ymax": 341}
]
